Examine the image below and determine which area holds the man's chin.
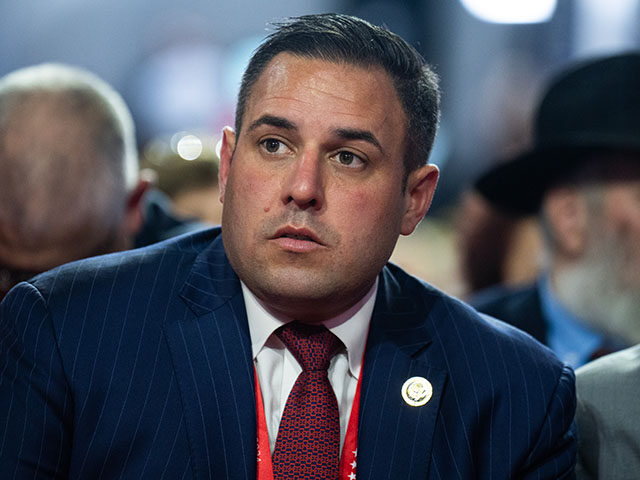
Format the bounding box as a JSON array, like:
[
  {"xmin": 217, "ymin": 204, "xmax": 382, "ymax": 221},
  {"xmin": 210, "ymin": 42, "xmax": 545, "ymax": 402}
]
[
  {"xmin": 264, "ymin": 281, "xmax": 338, "ymax": 306},
  {"xmin": 248, "ymin": 269, "xmax": 364, "ymax": 320}
]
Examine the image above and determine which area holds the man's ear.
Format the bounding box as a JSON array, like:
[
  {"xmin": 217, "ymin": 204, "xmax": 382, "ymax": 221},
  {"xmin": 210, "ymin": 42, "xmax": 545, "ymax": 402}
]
[
  {"xmin": 123, "ymin": 178, "xmax": 151, "ymax": 237},
  {"xmin": 542, "ymin": 186, "xmax": 588, "ymax": 258},
  {"xmin": 401, "ymin": 164, "xmax": 439, "ymax": 235},
  {"xmin": 218, "ymin": 127, "xmax": 236, "ymax": 204}
]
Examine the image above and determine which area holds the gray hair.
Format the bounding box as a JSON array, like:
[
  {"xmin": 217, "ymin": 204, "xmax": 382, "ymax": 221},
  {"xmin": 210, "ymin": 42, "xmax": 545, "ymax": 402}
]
[
  {"xmin": 0, "ymin": 63, "xmax": 138, "ymax": 247},
  {"xmin": 0, "ymin": 63, "xmax": 138, "ymax": 191}
]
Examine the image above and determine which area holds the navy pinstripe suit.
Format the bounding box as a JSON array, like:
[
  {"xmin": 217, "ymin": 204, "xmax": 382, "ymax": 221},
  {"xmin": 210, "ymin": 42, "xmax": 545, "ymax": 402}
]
[{"xmin": 0, "ymin": 228, "xmax": 576, "ymax": 479}]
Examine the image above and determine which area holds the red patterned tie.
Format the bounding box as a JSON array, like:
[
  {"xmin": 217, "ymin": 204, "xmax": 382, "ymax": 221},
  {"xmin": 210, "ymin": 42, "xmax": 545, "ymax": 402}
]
[{"xmin": 272, "ymin": 322, "xmax": 342, "ymax": 480}]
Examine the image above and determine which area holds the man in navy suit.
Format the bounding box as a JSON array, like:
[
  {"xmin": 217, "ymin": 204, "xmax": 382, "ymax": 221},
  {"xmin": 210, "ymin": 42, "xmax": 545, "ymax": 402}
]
[{"xmin": 0, "ymin": 14, "xmax": 575, "ymax": 479}]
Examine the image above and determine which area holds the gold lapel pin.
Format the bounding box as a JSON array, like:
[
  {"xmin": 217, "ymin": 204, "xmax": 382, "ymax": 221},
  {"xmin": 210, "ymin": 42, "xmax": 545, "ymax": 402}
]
[{"xmin": 401, "ymin": 376, "xmax": 433, "ymax": 407}]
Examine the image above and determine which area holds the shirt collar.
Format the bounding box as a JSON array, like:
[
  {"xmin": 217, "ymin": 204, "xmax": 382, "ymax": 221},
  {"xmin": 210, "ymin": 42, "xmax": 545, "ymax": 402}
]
[{"xmin": 242, "ymin": 279, "xmax": 377, "ymax": 379}]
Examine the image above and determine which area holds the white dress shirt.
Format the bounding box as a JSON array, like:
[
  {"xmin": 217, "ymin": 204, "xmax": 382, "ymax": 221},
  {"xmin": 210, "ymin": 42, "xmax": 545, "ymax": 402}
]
[{"xmin": 242, "ymin": 280, "xmax": 377, "ymax": 454}]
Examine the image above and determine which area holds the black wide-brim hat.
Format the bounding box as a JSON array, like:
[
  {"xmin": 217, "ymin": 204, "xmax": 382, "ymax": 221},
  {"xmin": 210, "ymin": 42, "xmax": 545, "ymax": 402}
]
[{"xmin": 476, "ymin": 52, "xmax": 640, "ymax": 214}]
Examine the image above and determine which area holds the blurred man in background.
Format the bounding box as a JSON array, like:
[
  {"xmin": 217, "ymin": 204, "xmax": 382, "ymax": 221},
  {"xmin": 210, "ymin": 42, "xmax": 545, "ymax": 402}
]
[
  {"xmin": 471, "ymin": 53, "xmax": 640, "ymax": 368},
  {"xmin": 0, "ymin": 63, "xmax": 208, "ymax": 299},
  {"xmin": 0, "ymin": 63, "xmax": 149, "ymax": 299}
]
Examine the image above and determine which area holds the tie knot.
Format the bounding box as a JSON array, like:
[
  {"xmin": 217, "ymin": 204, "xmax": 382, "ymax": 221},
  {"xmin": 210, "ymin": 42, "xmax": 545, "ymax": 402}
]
[{"xmin": 276, "ymin": 322, "xmax": 342, "ymax": 372}]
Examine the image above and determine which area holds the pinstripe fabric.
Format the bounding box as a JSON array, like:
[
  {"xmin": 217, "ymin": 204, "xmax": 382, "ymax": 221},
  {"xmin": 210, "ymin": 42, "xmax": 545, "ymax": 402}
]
[
  {"xmin": 358, "ymin": 263, "xmax": 577, "ymax": 479},
  {"xmin": 0, "ymin": 227, "xmax": 576, "ymax": 479}
]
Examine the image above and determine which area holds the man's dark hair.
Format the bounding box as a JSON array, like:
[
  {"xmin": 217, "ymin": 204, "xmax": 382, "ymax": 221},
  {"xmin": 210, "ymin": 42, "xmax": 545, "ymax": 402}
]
[{"xmin": 235, "ymin": 13, "xmax": 440, "ymax": 177}]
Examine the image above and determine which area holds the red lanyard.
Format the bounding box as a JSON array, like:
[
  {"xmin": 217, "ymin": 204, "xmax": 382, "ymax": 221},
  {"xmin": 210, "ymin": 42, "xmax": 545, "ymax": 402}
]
[{"xmin": 255, "ymin": 367, "xmax": 362, "ymax": 480}]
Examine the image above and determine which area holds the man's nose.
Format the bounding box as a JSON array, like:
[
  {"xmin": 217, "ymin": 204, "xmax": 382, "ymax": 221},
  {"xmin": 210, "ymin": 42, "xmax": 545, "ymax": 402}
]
[{"xmin": 281, "ymin": 150, "xmax": 325, "ymax": 210}]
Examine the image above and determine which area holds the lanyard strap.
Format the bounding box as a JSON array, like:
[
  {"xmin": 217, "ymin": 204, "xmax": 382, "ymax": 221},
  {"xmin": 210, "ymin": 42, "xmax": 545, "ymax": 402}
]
[{"xmin": 255, "ymin": 367, "xmax": 362, "ymax": 480}]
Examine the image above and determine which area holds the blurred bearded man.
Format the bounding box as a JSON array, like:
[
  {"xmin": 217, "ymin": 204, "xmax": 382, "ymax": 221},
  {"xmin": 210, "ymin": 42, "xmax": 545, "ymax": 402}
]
[
  {"xmin": 554, "ymin": 156, "xmax": 640, "ymax": 347},
  {"xmin": 472, "ymin": 53, "xmax": 640, "ymax": 368},
  {"xmin": 470, "ymin": 52, "xmax": 640, "ymax": 480}
]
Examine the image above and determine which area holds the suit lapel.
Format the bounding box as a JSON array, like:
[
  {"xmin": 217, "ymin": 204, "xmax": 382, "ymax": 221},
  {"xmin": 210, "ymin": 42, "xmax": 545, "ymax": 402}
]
[
  {"xmin": 357, "ymin": 267, "xmax": 447, "ymax": 480},
  {"xmin": 164, "ymin": 235, "xmax": 256, "ymax": 480}
]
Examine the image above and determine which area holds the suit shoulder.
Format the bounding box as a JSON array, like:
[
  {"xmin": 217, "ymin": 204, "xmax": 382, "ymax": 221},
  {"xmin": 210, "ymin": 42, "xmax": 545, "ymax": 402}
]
[
  {"xmin": 1, "ymin": 227, "xmax": 226, "ymax": 363},
  {"xmin": 29, "ymin": 227, "xmax": 222, "ymax": 297},
  {"xmin": 382, "ymin": 265, "xmax": 561, "ymax": 374},
  {"xmin": 577, "ymin": 344, "xmax": 640, "ymax": 393},
  {"xmin": 575, "ymin": 345, "xmax": 640, "ymax": 477}
]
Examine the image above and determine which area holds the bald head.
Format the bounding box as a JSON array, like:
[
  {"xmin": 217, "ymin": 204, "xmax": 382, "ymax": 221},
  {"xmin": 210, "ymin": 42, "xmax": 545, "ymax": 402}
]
[{"xmin": 0, "ymin": 63, "xmax": 142, "ymax": 286}]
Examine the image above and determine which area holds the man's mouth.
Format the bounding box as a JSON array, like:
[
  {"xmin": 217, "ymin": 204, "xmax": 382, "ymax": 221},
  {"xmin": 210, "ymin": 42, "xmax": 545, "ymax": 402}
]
[
  {"xmin": 281, "ymin": 232, "xmax": 314, "ymax": 241},
  {"xmin": 271, "ymin": 226, "xmax": 325, "ymax": 250}
]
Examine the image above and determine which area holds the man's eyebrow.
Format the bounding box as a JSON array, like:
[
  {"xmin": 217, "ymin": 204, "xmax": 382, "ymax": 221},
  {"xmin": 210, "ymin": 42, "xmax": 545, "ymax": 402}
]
[
  {"xmin": 334, "ymin": 128, "xmax": 383, "ymax": 153},
  {"xmin": 247, "ymin": 115, "xmax": 297, "ymax": 132}
]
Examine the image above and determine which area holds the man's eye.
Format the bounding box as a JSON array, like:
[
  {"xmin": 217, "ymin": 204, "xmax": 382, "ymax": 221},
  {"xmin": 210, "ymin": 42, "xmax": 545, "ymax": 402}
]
[
  {"xmin": 336, "ymin": 151, "xmax": 365, "ymax": 167},
  {"xmin": 261, "ymin": 138, "xmax": 283, "ymax": 153}
]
